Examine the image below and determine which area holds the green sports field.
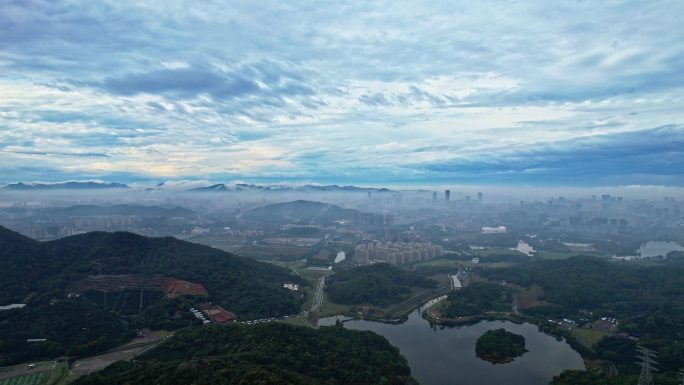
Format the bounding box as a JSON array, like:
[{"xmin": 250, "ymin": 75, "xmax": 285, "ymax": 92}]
[{"xmin": 0, "ymin": 371, "xmax": 49, "ymax": 385}]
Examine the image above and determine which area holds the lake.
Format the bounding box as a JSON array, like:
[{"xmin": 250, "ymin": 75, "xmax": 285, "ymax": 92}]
[
  {"xmin": 637, "ymin": 241, "xmax": 684, "ymax": 258},
  {"xmin": 319, "ymin": 310, "xmax": 584, "ymax": 385}
]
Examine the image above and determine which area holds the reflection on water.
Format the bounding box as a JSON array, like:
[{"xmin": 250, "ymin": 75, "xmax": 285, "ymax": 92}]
[{"xmin": 320, "ymin": 310, "xmax": 584, "ymax": 385}]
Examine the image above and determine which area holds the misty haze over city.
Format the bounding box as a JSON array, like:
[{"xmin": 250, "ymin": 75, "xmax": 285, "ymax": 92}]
[{"xmin": 1, "ymin": 1, "xmax": 683, "ymax": 385}]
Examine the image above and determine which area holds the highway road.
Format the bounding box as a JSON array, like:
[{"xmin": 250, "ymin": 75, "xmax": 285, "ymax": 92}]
[
  {"xmin": 604, "ymin": 361, "xmax": 618, "ymax": 377},
  {"xmin": 512, "ymin": 295, "xmax": 519, "ymax": 314},
  {"xmin": 311, "ymin": 276, "xmax": 326, "ymax": 312}
]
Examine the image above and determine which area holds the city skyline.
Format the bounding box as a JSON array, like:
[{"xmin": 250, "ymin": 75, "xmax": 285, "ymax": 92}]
[{"xmin": 1, "ymin": 1, "xmax": 683, "ymax": 186}]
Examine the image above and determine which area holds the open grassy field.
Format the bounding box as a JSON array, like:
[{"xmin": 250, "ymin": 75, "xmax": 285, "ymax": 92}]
[
  {"xmin": 483, "ymin": 262, "xmax": 517, "ymax": 268},
  {"xmin": 188, "ymin": 234, "xmax": 246, "ymax": 252},
  {"xmin": 277, "ymin": 316, "xmax": 314, "ymax": 328},
  {"xmin": 44, "ymin": 363, "xmax": 68, "ymax": 385},
  {"xmin": 0, "ymin": 361, "xmax": 62, "ymax": 385},
  {"xmin": 267, "ymin": 260, "xmax": 306, "ymax": 270},
  {"xmin": 472, "ymin": 248, "xmax": 525, "ymax": 257},
  {"xmin": 315, "ymin": 292, "xmax": 354, "ymax": 318},
  {"xmin": 412, "ymin": 258, "xmax": 467, "ymax": 268},
  {"xmin": 191, "ymin": 234, "xmax": 314, "ymax": 260},
  {"xmin": 427, "ymin": 273, "xmax": 452, "ymax": 287},
  {"xmin": 310, "ymin": 249, "xmax": 332, "ymax": 262},
  {"xmin": 276, "ymin": 260, "xmax": 330, "ymax": 283},
  {"xmin": 296, "ymin": 269, "xmax": 330, "ymax": 284},
  {"xmin": 532, "ymin": 251, "xmax": 578, "ymax": 260},
  {"xmin": 0, "ymin": 371, "xmax": 49, "ymax": 385},
  {"xmin": 572, "ymin": 328, "xmax": 610, "ymax": 346},
  {"xmin": 234, "ymin": 245, "xmax": 310, "ymax": 260}
]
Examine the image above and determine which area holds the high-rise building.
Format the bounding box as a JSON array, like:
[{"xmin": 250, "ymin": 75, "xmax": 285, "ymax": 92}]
[
  {"xmin": 478, "ymin": 192, "xmax": 483, "ymax": 201},
  {"xmin": 355, "ymin": 241, "xmax": 443, "ymax": 266},
  {"xmin": 445, "ymin": 190, "xmax": 450, "ymax": 202},
  {"xmin": 432, "ymin": 191, "xmax": 437, "ymax": 201},
  {"xmin": 385, "ymin": 214, "xmax": 395, "ymax": 226}
]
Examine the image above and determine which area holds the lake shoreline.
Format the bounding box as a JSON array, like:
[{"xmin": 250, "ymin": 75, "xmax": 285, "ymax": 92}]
[
  {"xmin": 423, "ymin": 304, "xmax": 593, "ymax": 364},
  {"xmin": 325, "ymin": 310, "xmax": 586, "ymax": 385}
]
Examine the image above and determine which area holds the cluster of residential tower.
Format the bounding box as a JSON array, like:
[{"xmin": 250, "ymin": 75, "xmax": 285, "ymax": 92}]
[{"xmin": 355, "ymin": 241, "xmax": 443, "ymax": 265}]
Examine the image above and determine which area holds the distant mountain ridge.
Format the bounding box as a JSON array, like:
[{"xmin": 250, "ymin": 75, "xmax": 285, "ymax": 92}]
[
  {"xmin": 187, "ymin": 183, "xmax": 231, "ymax": 192},
  {"xmin": 2, "ymin": 181, "xmax": 129, "ymax": 190},
  {"xmin": 242, "ymin": 200, "xmax": 359, "ymax": 224},
  {"xmin": 0, "ymin": 204, "xmax": 195, "ymax": 218},
  {"xmin": 188, "ymin": 183, "xmax": 393, "ymax": 192},
  {"xmin": 1, "ymin": 180, "xmax": 396, "ymax": 192},
  {"xmin": 44, "ymin": 204, "xmax": 195, "ymax": 217}
]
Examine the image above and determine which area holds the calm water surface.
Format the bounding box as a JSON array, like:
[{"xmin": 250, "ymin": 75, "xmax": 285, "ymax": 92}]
[{"xmin": 320, "ymin": 310, "xmax": 584, "ymax": 385}]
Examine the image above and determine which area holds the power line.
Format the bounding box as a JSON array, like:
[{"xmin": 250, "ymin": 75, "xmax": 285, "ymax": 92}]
[{"xmin": 636, "ymin": 346, "xmax": 658, "ymax": 385}]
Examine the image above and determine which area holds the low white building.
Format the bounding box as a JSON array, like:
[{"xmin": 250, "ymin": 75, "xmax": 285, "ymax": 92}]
[
  {"xmin": 481, "ymin": 226, "xmax": 507, "ymax": 234},
  {"xmin": 283, "ymin": 283, "xmax": 299, "ymax": 291},
  {"xmin": 449, "ymin": 275, "xmax": 462, "ymax": 289}
]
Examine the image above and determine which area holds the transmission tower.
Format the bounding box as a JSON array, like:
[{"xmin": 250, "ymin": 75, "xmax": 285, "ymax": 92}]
[{"xmin": 636, "ymin": 346, "xmax": 658, "ymax": 385}]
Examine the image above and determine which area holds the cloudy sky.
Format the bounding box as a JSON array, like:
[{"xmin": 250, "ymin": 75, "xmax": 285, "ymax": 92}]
[{"xmin": 1, "ymin": 0, "xmax": 683, "ymax": 186}]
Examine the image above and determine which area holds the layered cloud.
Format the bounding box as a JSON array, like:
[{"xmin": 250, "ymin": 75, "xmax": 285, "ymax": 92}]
[
  {"xmin": 421, "ymin": 125, "xmax": 684, "ymax": 186},
  {"xmin": 0, "ymin": 0, "xmax": 683, "ymax": 185}
]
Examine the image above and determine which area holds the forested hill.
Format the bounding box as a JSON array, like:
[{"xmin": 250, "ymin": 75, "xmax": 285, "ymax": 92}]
[
  {"xmin": 326, "ymin": 263, "xmax": 438, "ymax": 307},
  {"xmin": 242, "ymin": 200, "xmax": 358, "ymax": 224},
  {"xmin": 481, "ymin": 255, "xmax": 684, "ymax": 378},
  {"xmin": 481, "ymin": 255, "xmax": 684, "ymax": 312},
  {"xmin": 0, "ymin": 225, "xmax": 305, "ymax": 318},
  {"xmin": 73, "ymin": 323, "xmax": 418, "ymax": 385}
]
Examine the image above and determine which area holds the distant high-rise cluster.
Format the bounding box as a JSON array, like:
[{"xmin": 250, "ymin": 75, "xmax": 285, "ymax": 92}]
[
  {"xmin": 353, "ymin": 212, "xmax": 395, "ymax": 227},
  {"xmin": 355, "ymin": 241, "xmax": 443, "ymax": 265}
]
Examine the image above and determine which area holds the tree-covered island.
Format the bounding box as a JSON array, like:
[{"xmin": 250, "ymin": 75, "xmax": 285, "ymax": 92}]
[{"xmin": 475, "ymin": 328, "xmax": 528, "ymax": 364}]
